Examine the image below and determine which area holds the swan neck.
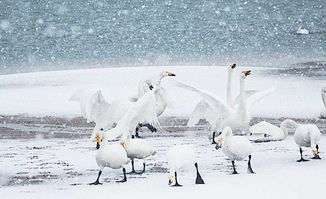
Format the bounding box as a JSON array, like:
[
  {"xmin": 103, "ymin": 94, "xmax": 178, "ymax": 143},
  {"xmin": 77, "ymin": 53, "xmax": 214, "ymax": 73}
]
[
  {"xmin": 238, "ymin": 78, "xmax": 247, "ymax": 114},
  {"xmin": 280, "ymin": 119, "xmax": 298, "ymax": 137},
  {"xmin": 227, "ymin": 68, "xmax": 233, "ymax": 107}
]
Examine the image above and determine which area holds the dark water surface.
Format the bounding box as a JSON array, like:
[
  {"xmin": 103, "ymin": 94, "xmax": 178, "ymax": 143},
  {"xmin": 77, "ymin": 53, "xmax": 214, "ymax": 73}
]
[{"xmin": 0, "ymin": 0, "xmax": 325, "ymax": 73}]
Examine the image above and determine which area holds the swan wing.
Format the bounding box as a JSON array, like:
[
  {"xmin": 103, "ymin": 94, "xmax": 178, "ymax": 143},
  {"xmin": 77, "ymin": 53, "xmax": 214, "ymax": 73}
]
[
  {"xmin": 188, "ymin": 100, "xmax": 220, "ymax": 127},
  {"xmin": 88, "ymin": 90, "xmax": 110, "ymax": 123},
  {"xmin": 234, "ymin": 90, "xmax": 259, "ymax": 105},
  {"xmin": 246, "ymin": 84, "xmax": 276, "ymax": 108},
  {"xmin": 106, "ymin": 90, "xmax": 163, "ymax": 140},
  {"xmin": 174, "ymin": 81, "xmax": 231, "ymax": 118}
]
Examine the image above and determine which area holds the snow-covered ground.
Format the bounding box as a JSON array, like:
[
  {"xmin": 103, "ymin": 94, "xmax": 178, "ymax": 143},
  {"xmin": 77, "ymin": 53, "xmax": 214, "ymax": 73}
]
[
  {"xmin": 0, "ymin": 66, "xmax": 324, "ymax": 118},
  {"xmin": 1, "ymin": 128, "xmax": 325, "ymax": 199},
  {"xmin": 0, "ymin": 66, "xmax": 325, "ymax": 199}
]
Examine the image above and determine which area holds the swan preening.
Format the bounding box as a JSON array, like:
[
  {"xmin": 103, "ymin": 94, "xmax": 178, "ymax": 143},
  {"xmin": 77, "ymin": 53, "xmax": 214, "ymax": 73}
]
[
  {"xmin": 90, "ymin": 131, "xmax": 130, "ymax": 185},
  {"xmin": 281, "ymin": 119, "xmax": 321, "ymax": 161},
  {"xmin": 167, "ymin": 145, "xmax": 205, "ymax": 186},
  {"xmin": 321, "ymin": 87, "xmax": 326, "ymax": 119},
  {"xmin": 215, "ymin": 126, "xmax": 255, "ymax": 174}
]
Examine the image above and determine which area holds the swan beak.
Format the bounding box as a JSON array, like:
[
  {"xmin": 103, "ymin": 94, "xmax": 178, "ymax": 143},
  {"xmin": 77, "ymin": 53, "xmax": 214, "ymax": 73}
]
[
  {"xmin": 217, "ymin": 139, "xmax": 222, "ymax": 144},
  {"xmin": 167, "ymin": 72, "xmax": 176, "ymax": 76},
  {"xmin": 149, "ymin": 85, "xmax": 154, "ymax": 90},
  {"xmin": 312, "ymin": 149, "xmax": 318, "ymax": 156},
  {"xmin": 120, "ymin": 142, "xmax": 125, "ymax": 148},
  {"xmin": 168, "ymin": 176, "xmax": 174, "ymax": 185},
  {"xmin": 230, "ymin": 64, "xmax": 236, "ymax": 69},
  {"xmin": 242, "ymin": 70, "xmax": 251, "ymax": 76}
]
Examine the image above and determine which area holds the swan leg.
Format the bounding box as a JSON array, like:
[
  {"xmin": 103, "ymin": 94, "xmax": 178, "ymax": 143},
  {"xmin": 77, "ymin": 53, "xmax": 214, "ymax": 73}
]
[
  {"xmin": 194, "ymin": 163, "xmax": 205, "ymax": 184},
  {"xmin": 142, "ymin": 123, "xmax": 157, "ymax": 133},
  {"xmin": 171, "ymin": 172, "xmax": 182, "ymax": 187},
  {"xmin": 297, "ymin": 148, "xmax": 309, "ymax": 162},
  {"xmin": 127, "ymin": 159, "xmax": 139, "ymax": 174},
  {"xmin": 89, "ymin": 170, "xmax": 103, "ymax": 185},
  {"xmin": 140, "ymin": 162, "xmax": 146, "ymax": 174},
  {"xmin": 211, "ymin": 132, "xmax": 217, "ymax": 144},
  {"xmin": 312, "ymin": 145, "xmax": 321, "ymax": 159},
  {"xmin": 116, "ymin": 168, "xmax": 127, "ymax": 183},
  {"xmin": 247, "ymin": 155, "xmax": 255, "ymax": 174},
  {"xmin": 232, "ymin": 161, "xmax": 238, "ymax": 174},
  {"xmin": 135, "ymin": 125, "xmax": 141, "ymax": 138}
]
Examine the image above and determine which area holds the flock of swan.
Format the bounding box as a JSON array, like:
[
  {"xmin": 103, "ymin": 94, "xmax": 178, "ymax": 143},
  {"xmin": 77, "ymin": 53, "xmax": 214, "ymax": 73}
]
[{"xmin": 70, "ymin": 65, "xmax": 324, "ymax": 187}]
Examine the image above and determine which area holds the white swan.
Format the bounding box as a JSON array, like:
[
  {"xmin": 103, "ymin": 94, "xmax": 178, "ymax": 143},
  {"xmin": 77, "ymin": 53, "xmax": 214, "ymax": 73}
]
[
  {"xmin": 103, "ymin": 89, "xmax": 162, "ymax": 142},
  {"xmin": 120, "ymin": 135, "xmax": 155, "ymax": 174},
  {"xmin": 320, "ymin": 87, "xmax": 326, "ymax": 119},
  {"xmin": 177, "ymin": 70, "xmax": 255, "ymax": 135},
  {"xmin": 89, "ymin": 131, "xmax": 130, "ymax": 185},
  {"xmin": 181, "ymin": 66, "xmax": 275, "ymax": 137},
  {"xmin": 215, "ymin": 126, "xmax": 255, "ymax": 174},
  {"xmin": 281, "ymin": 119, "xmax": 321, "ymax": 161},
  {"xmin": 249, "ymin": 121, "xmax": 288, "ymax": 142},
  {"xmin": 167, "ymin": 145, "xmax": 205, "ymax": 186},
  {"xmin": 131, "ymin": 71, "xmax": 176, "ymax": 137}
]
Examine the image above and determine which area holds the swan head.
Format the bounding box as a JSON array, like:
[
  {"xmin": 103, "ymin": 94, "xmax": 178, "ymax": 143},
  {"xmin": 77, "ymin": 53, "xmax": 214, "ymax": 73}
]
[
  {"xmin": 145, "ymin": 80, "xmax": 154, "ymax": 90},
  {"xmin": 216, "ymin": 127, "xmax": 233, "ymax": 144},
  {"xmin": 168, "ymin": 176, "xmax": 174, "ymax": 185},
  {"xmin": 242, "ymin": 70, "xmax": 251, "ymax": 77},
  {"xmin": 95, "ymin": 129, "xmax": 104, "ymax": 149},
  {"xmin": 161, "ymin": 71, "xmax": 176, "ymax": 77},
  {"xmin": 229, "ymin": 64, "xmax": 236, "ymax": 69},
  {"xmin": 312, "ymin": 148, "xmax": 318, "ymax": 156}
]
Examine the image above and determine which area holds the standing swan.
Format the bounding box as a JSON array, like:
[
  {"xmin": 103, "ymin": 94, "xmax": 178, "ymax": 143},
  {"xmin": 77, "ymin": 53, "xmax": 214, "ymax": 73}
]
[
  {"xmin": 89, "ymin": 131, "xmax": 130, "ymax": 185},
  {"xmin": 120, "ymin": 135, "xmax": 155, "ymax": 174},
  {"xmin": 167, "ymin": 145, "xmax": 205, "ymax": 187},
  {"xmin": 281, "ymin": 119, "xmax": 321, "ymax": 161},
  {"xmin": 176, "ymin": 70, "xmax": 253, "ymax": 135},
  {"xmin": 215, "ymin": 126, "xmax": 255, "ymax": 174},
  {"xmin": 133, "ymin": 71, "xmax": 176, "ymax": 137}
]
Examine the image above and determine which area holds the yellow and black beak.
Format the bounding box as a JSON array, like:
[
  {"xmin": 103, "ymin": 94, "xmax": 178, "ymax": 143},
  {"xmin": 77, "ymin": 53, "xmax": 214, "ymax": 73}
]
[
  {"xmin": 168, "ymin": 176, "xmax": 174, "ymax": 185},
  {"xmin": 167, "ymin": 72, "xmax": 176, "ymax": 76},
  {"xmin": 96, "ymin": 136, "xmax": 101, "ymax": 150},
  {"xmin": 120, "ymin": 142, "xmax": 125, "ymax": 148},
  {"xmin": 149, "ymin": 85, "xmax": 154, "ymax": 90},
  {"xmin": 242, "ymin": 70, "xmax": 251, "ymax": 76},
  {"xmin": 312, "ymin": 149, "xmax": 318, "ymax": 156},
  {"xmin": 230, "ymin": 64, "xmax": 236, "ymax": 69}
]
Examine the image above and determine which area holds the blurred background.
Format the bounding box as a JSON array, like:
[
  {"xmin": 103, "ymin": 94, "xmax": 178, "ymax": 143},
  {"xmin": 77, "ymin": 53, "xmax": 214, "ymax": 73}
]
[{"xmin": 0, "ymin": 0, "xmax": 325, "ymax": 74}]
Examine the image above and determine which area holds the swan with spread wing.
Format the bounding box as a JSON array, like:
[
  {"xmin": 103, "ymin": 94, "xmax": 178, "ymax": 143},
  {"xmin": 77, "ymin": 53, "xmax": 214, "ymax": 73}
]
[
  {"xmin": 177, "ymin": 70, "xmax": 274, "ymax": 136},
  {"xmin": 130, "ymin": 71, "xmax": 176, "ymax": 137}
]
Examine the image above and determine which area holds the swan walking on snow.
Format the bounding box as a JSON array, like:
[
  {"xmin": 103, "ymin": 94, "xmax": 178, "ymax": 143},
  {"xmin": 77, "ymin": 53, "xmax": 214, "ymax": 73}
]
[
  {"xmin": 282, "ymin": 119, "xmax": 321, "ymax": 161},
  {"xmin": 215, "ymin": 126, "xmax": 255, "ymax": 174},
  {"xmin": 89, "ymin": 131, "xmax": 130, "ymax": 185},
  {"xmin": 167, "ymin": 145, "xmax": 205, "ymax": 187},
  {"xmin": 121, "ymin": 135, "xmax": 155, "ymax": 174}
]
